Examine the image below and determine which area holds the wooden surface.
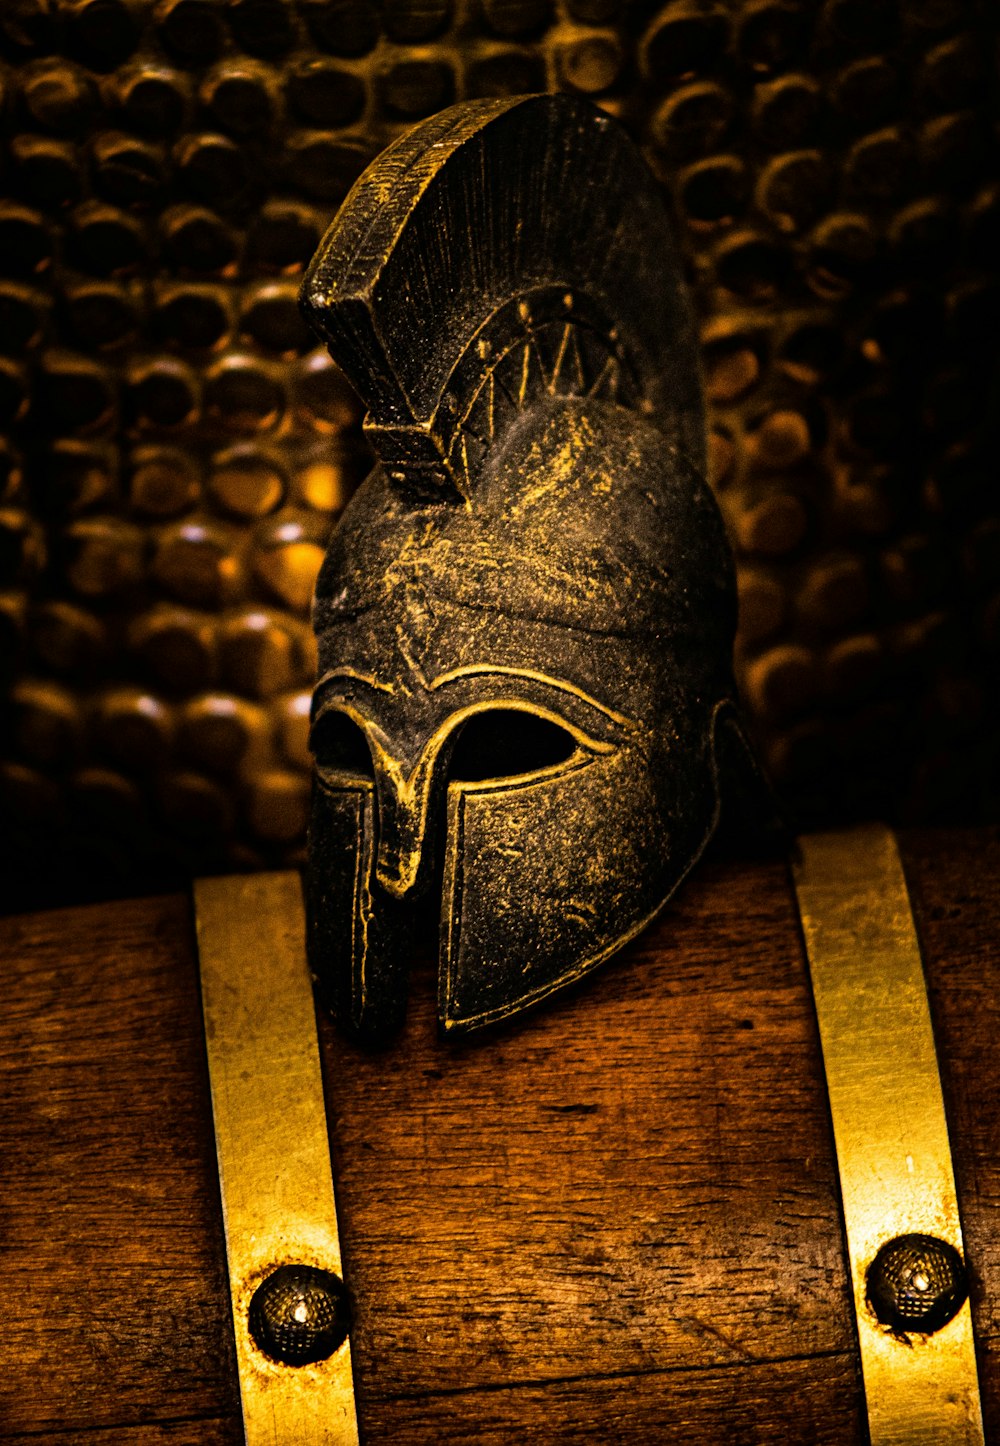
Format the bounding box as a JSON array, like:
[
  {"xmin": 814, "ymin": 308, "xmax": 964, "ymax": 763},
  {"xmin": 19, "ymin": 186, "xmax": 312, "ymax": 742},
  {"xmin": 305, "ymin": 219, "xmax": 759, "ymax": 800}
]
[
  {"xmin": 1, "ymin": 829, "xmax": 999, "ymax": 1443},
  {"xmin": 0, "ymin": 893, "xmax": 242, "ymax": 1443}
]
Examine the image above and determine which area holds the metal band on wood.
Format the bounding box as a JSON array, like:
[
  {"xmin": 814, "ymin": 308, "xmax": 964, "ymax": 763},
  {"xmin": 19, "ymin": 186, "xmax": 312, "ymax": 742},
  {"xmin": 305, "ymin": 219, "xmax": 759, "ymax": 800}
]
[
  {"xmin": 195, "ymin": 872, "xmax": 359, "ymax": 1446},
  {"xmin": 793, "ymin": 825, "xmax": 984, "ymax": 1446}
]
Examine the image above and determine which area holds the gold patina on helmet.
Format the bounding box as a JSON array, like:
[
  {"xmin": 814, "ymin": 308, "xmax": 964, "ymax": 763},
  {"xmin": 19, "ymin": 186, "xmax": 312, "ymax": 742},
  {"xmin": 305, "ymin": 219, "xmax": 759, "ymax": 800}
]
[{"xmin": 301, "ymin": 94, "xmax": 767, "ymax": 1040}]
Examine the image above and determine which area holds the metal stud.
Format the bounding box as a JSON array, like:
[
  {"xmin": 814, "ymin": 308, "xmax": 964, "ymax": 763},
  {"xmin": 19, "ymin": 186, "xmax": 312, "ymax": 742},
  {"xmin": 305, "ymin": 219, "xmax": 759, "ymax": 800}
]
[
  {"xmin": 248, "ymin": 1264, "xmax": 350, "ymax": 1367},
  {"xmin": 867, "ymin": 1233, "xmax": 968, "ymax": 1335}
]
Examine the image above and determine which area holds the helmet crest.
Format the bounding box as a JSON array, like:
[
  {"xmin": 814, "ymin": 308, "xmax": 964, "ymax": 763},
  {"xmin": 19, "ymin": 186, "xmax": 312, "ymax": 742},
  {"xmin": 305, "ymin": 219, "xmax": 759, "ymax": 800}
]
[{"xmin": 300, "ymin": 94, "xmax": 705, "ymax": 503}]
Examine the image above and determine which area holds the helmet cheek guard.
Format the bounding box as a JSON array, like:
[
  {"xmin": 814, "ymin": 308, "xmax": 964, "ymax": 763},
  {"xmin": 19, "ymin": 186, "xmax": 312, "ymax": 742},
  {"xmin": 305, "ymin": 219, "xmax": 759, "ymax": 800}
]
[
  {"xmin": 441, "ymin": 743, "xmax": 672, "ymax": 1032},
  {"xmin": 309, "ymin": 745, "xmax": 446, "ymax": 1040},
  {"xmin": 300, "ymin": 94, "xmax": 771, "ymax": 1042},
  {"xmin": 306, "ymin": 780, "xmax": 409, "ymax": 1040}
]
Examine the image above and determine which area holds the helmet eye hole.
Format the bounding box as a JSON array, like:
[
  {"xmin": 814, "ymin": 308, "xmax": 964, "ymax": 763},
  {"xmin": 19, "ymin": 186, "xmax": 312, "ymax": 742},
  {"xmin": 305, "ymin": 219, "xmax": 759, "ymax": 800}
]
[
  {"xmin": 311, "ymin": 711, "xmax": 375, "ymax": 778},
  {"xmin": 448, "ymin": 709, "xmax": 576, "ymax": 784}
]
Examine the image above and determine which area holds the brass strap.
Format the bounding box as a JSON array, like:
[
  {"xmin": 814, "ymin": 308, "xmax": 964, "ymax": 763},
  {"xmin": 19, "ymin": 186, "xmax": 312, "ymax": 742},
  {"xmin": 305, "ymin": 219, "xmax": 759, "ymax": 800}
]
[
  {"xmin": 194, "ymin": 872, "xmax": 359, "ymax": 1446},
  {"xmin": 792, "ymin": 825, "xmax": 985, "ymax": 1446}
]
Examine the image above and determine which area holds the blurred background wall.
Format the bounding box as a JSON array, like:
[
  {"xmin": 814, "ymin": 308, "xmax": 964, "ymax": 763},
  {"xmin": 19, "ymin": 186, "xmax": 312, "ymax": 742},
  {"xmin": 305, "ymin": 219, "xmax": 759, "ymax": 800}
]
[{"xmin": 0, "ymin": 0, "xmax": 997, "ymax": 911}]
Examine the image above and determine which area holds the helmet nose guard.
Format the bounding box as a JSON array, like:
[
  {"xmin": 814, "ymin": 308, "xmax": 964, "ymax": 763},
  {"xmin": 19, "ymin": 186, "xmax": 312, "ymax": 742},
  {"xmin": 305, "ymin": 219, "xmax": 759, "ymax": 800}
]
[{"xmin": 301, "ymin": 94, "xmax": 768, "ymax": 1042}]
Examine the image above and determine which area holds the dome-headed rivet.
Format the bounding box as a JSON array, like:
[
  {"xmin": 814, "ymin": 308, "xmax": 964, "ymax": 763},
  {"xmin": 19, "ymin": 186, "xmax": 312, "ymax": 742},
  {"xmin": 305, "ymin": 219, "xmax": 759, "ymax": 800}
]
[
  {"xmin": 248, "ymin": 1264, "xmax": 349, "ymax": 1366},
  {"xmin": 866, "ymin": 1233, "xmax": 967, "ymax": 1335}
]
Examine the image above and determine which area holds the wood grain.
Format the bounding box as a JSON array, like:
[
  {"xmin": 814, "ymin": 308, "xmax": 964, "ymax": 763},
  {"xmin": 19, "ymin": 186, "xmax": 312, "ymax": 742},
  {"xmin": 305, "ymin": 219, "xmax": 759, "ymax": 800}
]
[
  {"xmin": 1, "ymin": 829, "xmax": 998, "ymax": 1442},
  {"xmin": 321, "ymin": 852, "xmax": 865, "ymax": 1443},
  {"xmin": 903, "ymin": 828, "xmax": 1000, "ymax": 1444},
  {"xmin": 0, "ymin": 895, "xmax": 242, "ymax": 1443},
  {"xmin": 6, "ymin": 1422, "xmax": 243, "ymax": 1444},
  {"xmin": 355, "ymin": 1353, "xmax": 863, "ymax": 1446}
]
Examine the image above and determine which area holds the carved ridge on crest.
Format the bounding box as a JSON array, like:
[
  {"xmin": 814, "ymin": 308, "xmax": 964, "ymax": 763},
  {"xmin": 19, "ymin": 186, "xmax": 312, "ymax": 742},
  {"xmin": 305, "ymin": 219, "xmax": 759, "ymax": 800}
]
[{"xmin": 301, "ymin": 93, "xmax": 705, "ymax": 506}]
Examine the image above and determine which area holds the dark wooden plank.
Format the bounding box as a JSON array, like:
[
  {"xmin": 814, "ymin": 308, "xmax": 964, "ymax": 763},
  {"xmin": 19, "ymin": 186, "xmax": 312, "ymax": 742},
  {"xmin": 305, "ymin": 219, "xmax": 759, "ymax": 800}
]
[
  {"xmin": 900, "ymin": 826, "xmax": 1000, "ymax": 1446},
  {"xmin": 356, "ymin": 1353, "xmax": 861, "ymax": 1446},
  {"xmin": 0, "ymin": 896, "xmax": 242, "ymax": 1443},
  {"xmin": 321, "ymin": 854, "xmax": 866, "ymax": 1441},
  {"xmin": 4, "ymin": 1419, "xmax": 240, "ymax": 1444},
  {"xmin": 1, "ymin": 830, "xmax": 999, "ymax": 1442}
]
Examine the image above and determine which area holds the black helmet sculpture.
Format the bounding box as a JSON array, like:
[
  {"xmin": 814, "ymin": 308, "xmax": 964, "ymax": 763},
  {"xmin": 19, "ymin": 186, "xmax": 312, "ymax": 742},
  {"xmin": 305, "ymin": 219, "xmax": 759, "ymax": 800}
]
[{"xmin": 300, "ymin": 94, "xmax": 766, "ymax": 1041}]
